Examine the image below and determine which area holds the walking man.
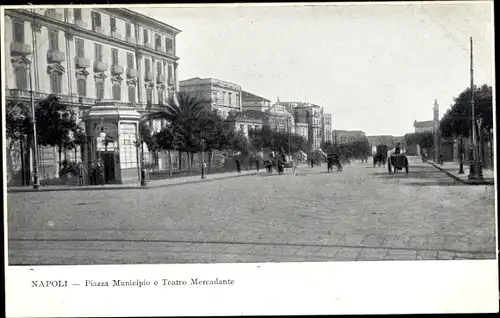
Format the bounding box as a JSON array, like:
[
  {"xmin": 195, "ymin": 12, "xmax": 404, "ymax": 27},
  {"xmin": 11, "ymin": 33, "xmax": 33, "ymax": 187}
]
[{"xmin": 236, "ymin": 159, "xmax": 241, "ymax": 173}]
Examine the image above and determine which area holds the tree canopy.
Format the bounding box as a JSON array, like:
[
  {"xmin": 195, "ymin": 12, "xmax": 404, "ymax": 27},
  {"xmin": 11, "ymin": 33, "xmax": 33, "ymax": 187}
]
[{"xmin": 404, "ymin": 131, "xmax": 433, "ymax": 149}]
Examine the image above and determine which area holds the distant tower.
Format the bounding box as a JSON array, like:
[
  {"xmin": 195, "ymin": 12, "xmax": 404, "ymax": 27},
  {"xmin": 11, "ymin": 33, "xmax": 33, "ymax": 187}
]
[{"xmin": 433, "ymin": 99, "xmax": 440, "ymax": 161}]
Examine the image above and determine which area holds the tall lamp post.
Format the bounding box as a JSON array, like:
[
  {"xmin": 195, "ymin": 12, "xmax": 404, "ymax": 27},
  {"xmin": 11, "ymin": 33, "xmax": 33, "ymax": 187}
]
[
  {"xmin": 468, "ymin": 37, "xmax": 483, "ymax": 180},
  {"xmin": 201, "ymin": 138, "xmax": 206, "ymax": 179}
]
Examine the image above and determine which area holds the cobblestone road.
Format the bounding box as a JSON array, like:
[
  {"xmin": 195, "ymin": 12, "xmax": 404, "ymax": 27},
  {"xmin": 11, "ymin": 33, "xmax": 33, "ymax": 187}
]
[{"xmin": 7, "ymin": 159, "xmax": 496, "ymax": 265}]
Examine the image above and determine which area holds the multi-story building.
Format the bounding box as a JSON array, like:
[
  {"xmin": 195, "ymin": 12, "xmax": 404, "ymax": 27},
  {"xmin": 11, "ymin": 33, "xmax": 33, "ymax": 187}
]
[
  {"xmin": 413, "ymin": 120, "xmax": 434, "ymax": 133},
  {"xmin": 321, "ymin": 113, "xmax": 332, "ymax": 144},
  {"xmin": 268, "ymin": 103, "xmax": 295, "ymax": 134},
  {"xmin": 241, "ymin": 90, "xmax": 271, "ymax": 111},
  {"xmin": 5, "ymin": 8, "xmax": 180, "ymax": 185},
  {"xmin": 333, "ymin": 130, "xmax": 366, "ymax": 145},
  {"xmin": 179, "ymin": 77, "xmax": 242, "ymax": 119}
]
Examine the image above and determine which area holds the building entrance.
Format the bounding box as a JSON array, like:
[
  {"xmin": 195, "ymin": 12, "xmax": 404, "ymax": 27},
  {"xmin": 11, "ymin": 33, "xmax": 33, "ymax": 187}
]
[{"xmin": 102, "ymin": 152, "xmax": 115, "ymax": 183}]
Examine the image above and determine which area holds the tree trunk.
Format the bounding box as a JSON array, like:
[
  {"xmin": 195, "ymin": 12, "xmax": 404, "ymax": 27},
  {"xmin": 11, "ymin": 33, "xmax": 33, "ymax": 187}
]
[
  {"xmin": 168, "ymin": 150, "xmax": 173, "ymax": 177},
  {"xmin": 20, "ymin": 138, "xmax": 25, "ymax": 186},
  {"xmin": 208, "ymin": 149, "xmax": 213, "ymax": 174},
  {"xmin": 178, "ymin": 150, "xmax": 182, "ymax": 171},
  {"xmin": 75, "ymin": 147, "xmax": 78, "ymax": 163},
  {"xmin": 190, "ymin": 152, "xmax": 194, "ymax": 170},
  {"xmin": 58, "ymin": 145, "xmax": 62, "ymax": 168}
]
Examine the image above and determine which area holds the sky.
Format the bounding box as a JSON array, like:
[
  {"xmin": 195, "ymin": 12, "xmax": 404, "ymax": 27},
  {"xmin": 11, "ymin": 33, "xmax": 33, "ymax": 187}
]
[{"xmin": 134, "ymin": 2, "xmax": 494, "ymax": 136}]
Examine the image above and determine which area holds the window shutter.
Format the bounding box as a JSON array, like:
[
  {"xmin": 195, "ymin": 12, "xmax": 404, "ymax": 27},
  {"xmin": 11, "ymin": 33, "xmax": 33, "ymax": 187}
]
[
  {"xmin": 13, "ymin": 20, "xmax": 25, "ymax": 42},
  {"xmin": 127, "ymin": 53, "xmax": 134, "ymax": 69}
]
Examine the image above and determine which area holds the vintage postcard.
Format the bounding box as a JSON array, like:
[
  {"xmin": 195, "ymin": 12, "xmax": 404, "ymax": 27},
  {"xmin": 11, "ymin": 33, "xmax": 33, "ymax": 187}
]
[{"xmin": 3, "ymin": 1, "xmax": 497, "ymax": 316}]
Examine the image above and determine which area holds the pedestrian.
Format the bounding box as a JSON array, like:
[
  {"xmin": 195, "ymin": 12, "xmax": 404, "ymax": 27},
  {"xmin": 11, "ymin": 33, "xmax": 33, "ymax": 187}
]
[
  {"xmin": 235, "ymin": 159, "xmax": 241, "ymax": 173},
  {"xmin": 78, "ymin": 162, "xmax": 85, "ymax": 186},
  {"xmin": 97, "ymin": 160, "xmax": 105, "ymax": 185},
  {"xmin": 256, "ymin": 159, "xmax": 260, "ymax": 172},
  {"xmin": 310, "ymin": 158, "xmax": 314, "ymax": 168},
  {"xmin": 90, "ymin": 162, "xmax": 97, "ymax": 185}
]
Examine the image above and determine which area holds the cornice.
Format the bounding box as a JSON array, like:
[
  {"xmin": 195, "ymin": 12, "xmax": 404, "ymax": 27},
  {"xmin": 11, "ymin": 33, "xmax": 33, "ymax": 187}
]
[{"xmin": 6, "ymin": 9, "xmax": 180, "ymax": 62}]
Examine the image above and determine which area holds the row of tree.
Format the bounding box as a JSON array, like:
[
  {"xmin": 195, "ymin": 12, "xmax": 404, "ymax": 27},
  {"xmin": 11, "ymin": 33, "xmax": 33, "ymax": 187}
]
[{"xmin": 320, "ymin": 138, "xmax": 371, "ymax": 159}]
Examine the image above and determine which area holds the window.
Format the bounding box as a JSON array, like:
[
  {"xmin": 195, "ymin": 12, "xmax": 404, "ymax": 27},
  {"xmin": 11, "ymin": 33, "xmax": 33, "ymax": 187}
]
[
  {"xmin": 110, "ymin": 17, "xmax": 116, "ymax": 32},
  {"xmin": 156, "ymin": 62, "xmax": 162, "ymax": 76},
  {"xmin": 126, "ymin": 53, "xmax": 134, "ymax": 69},
  {"xmin": 240, "ymin": 125, "xmax": 244, "ymax": 131},
  {"xmin": 166, "ymin": 37, "xmax": 173, "ymax": 53},
  {"xmin": 125, "ymin": 23, "xmax": 131, "ymax": 37},
  {"xmin": 157, "ymin": 89, "xmax": 164, "ymax": 104},
  {"xmin": 91, "ymin": 11, "xmax": 101, "ymax": 30},
  {"xmin": 228, "ymin": 92, "xmax": 232, "ymax": 105},
  {"xmin": 77, "ymin": 78, "xmax": 86, "ymax": 96},
  {"xmin": 94, "ymin": 43, "xmax": 103, "ymax": 62},
  {"xmin": 48, "ymin": 29, "xmax": 58, "ymax": 50},
  {"xmin": 75, "ymin": 38, "xmax": 84, "ymax": 57},
  {"xmin": 155, "ymin": 34, "xmax": 161, "ymax": 50},
  {"xmin": 112, "ymin": 83, "xmax": 121, "ymax": 100},
  {"xmin": 13, "ymin": 20, "xmax": 24, "ymax": 42},
  {"xmin": 143, "ymin": 28, "xmax": 148, "ymax": 45},
  {"xmin": 50, "ymin": 73, "xmax": 62, "ymax": 93},
  {"xmin": 73, "ymin": 8, "xmax": 82, "ymax": 21},
  {"xmin": 128, "ymin": 85, "xmax": 136, "ymax": 102},
  {"xmin": 167, "ymin": 64, "xmax": 173, "ymax": 83},
  {"xmin": 15, "ymin": 67, "xmax": 28, "ymax": 90},
  {"xmin": 111, "ymin": 48, "xmax": 118, "ymax": 65},
  {"xmin": 146, "ymin": 88, "xmax": 153, "ymax": 104},
  {"xmin": 95, "ymin": 81, "xmax": 104, "ymax": 99},
  {"xmin": 236, "ymin": 94, "xmax": 240, "ymax": 107},
  {"xmin": 145, "ymin": 59, "xmax": 151, "ymax": 72}
]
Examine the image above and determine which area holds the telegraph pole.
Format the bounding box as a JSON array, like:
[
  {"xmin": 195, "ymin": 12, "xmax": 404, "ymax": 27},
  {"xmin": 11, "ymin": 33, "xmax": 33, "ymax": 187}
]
[
  {"xmin": 30, "ymin": 9, "xmax": 40, "ymax": 190},
  {"xmin": 468, "ymin": 37, "xmax": 483, "ymax": 180}
]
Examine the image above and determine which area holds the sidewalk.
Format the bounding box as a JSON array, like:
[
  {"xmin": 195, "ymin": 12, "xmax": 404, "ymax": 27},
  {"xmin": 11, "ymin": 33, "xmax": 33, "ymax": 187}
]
[
  {"xmin": 428, "ymin": 161, "xmax": 495, "ymax": 185},
  {"xmin": 7, "ymin": 169, "xmax": 261, "ymax": 193}
]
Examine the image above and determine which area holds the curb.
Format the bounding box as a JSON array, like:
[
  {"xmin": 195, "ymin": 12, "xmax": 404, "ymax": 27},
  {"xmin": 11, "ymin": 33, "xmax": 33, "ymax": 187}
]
[
  {"xmin": 7, "ymin": 171, "xmax": 261, "ymax": 193},
  {"xmin": 428, "ymin": 162, "xmax": 494, "ymax": 185}
]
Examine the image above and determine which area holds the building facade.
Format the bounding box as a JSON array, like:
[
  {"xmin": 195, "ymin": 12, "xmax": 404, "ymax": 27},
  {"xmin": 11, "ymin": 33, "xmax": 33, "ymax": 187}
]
[
  {"xmin": 413, "ymin": 120, "xmax": 434, "ymax": 133},
  {"xmin": 5, "ymin": 8, "xmax": 180, "ymax": 185},
  {"xmin": 321, "ymin": 113, "xmax": 332, "ymax": 144},
  {"xmin": 333, "ymin": 130, "xmax": 366, "ymax": 145},
  {"xmin": 179, "ymin": 77, "xmax": 242, "ymax": 119}
]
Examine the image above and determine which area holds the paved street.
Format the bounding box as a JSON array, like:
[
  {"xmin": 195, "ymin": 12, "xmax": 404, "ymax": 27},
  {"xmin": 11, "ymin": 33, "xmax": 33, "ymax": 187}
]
[{"xmin": 7, "ymin": 158, "xmax": 496, "ymax": 265}]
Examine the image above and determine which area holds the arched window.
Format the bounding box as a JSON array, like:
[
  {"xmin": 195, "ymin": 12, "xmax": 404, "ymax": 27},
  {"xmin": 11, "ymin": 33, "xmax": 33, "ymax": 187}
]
[
  {"xmin": 77, "ymin": 78, "xmax": 86, "ymax": 97},
  {"xmin": 95, "ymin": 81, "xmax": 104, "ymax": 99},
  {"xmin": 15, "ymin": 66, "xmax": 28, "ymax": 90},
  {"xmin": 112, "ymin": 83, "xmax": 121, "ymax": 100},
  {"xmin": 50, "ymin": 72, "xmax": 62, "ymax": 94}
]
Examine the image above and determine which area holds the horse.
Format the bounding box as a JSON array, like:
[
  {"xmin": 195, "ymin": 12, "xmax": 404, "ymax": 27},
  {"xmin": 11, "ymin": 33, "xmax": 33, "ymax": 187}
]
[
  {"xmin": 327, "ymin": 155, "xmax": 342, "ymax": 172},
  {"xmin": 388, "ymin": 154, "xmax": 409, "ymax": 175}
]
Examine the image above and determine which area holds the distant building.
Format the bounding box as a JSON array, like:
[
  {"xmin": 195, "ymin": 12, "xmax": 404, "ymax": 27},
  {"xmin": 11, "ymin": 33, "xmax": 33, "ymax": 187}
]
[
  {"xmin": 241, "ymin": 90, "xmax": 271, "ymax": 112},
  {"xmin": 268, "ymin": 102, "xmax": 295, "ymax": 134},
  {"xmin": 321, "ymin": 113, "xmax": 332, "ymax": 144},
  {"xmin": 333, "ymin": 130, "xmax": 366, "ymax": 145},
  {"xmin": 179, "ymin": 77, "xmax": 242, "ymax": 119}
]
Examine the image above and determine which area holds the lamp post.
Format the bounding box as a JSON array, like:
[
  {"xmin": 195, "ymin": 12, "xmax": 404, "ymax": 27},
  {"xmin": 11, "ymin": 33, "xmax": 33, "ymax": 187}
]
[
  {"xmin": 201, "ymin": 138, "xmax": 206, "ymax": 179},
  {"xmin": 468, "ymin": 37, "xmax": 483, "ymax": 181}
]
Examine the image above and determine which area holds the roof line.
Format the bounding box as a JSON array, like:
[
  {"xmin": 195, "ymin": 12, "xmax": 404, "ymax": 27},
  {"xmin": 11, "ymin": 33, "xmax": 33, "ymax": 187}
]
[{"xmin": 125, "ymin": 8, "xmax": 182, "ymax": 33}]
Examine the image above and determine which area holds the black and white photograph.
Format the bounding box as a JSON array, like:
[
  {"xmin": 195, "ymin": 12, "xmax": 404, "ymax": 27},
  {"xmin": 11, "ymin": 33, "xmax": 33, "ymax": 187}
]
[{"xmin": 2, "ymin": 1, "xmax": 497, "ymax": 315}]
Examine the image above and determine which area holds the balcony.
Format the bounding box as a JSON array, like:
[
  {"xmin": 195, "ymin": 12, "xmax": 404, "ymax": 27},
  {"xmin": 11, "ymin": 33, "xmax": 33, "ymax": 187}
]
[
  {"xmin": 155, "ymin": 45, "xmax": 164, "ymax": 52},
  {"xmin": 168, "ymin": 77, "xmax": 175, "ymax": 85},
  {"xmin": 94, "ymin": 26, "xmax": 106, "ymax": 36},
  {"xmin": 145, "ymin": 72, "xmax": 154, "ymax": 82},
  {"xmin": 145, "ymin": 42, "xmax": 154, "ymax": 50},
  {"xmin": 10, "ymin": 41, "xmax": 32, "ymax": 56},
  {"xmin": 47, "ymin": 50, "xmax": 66, "ymax": 63},
  {"xmin": 44, "ymin": 9, "xmax": 63, "ymax": 21},
  {"xmin": 156, "ymin": 74, "xmax": 165, "ymax": 84},
  {"xmin": 74, "ymin": 56, "xmax": 90, "ymax": 68},
  {"xmin": 126, "ymin": 68, "xmax": 138, "ymax": 78},
  {"xmin": 74, "ymin": 19, "xmax": 87, "ymax": 29},
  {"xmin": 111, "ymin": 31, "xmax": 122, "ymax": 40},
  {"xmin": 93, "ymin": 61, "xmax": 108, "ymax": 72},
  {"xmin": 111, "ymin": 64, "xmax": 124, "ymax": 76}
]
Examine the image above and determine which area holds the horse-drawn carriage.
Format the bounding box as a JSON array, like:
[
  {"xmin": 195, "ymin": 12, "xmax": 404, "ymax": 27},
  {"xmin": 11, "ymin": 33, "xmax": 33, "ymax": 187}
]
[
  {"xmin": 373, "ymin": 144, "xmax": 388, "ymax": 167},
  {"xmin": 327, "ymin": 153, "xmax": 343, "ymax": 172},
  {"xmin": 388, "ymin": 153, "xmax": 409, "ymax": 175}
]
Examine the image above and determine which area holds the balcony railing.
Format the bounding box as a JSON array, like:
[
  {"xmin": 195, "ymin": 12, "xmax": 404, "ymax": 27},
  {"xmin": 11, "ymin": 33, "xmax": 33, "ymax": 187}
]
[
  {"xmin": 6, "ymin": 89, "xmax": 95, "ymax": 105},
  {"xmin": 93, "ymin": 61, "xmax": 108, "ymax": 72},
  {"xmin": 74, "ymin": 19, "xmax": 87, "ymax": 29},
  {"xmin": 94, "ymin": 26, "xmax": 106, "ymax": 35},
  {"xmin": 155, "ymin": 45, "xmax": 164, "ymax": 52},
  {"xmin": 74, "ymin": 56, "xmax": 90, "ymax": 68},
  {"xmin": 10, "ymin": 41, "xmax": 32, "ymax": 56},
  {"xmin": 126, "ymin": 68, "xmax": 138, "ymax": 78},
  {"xmin": 111, "ymin": 64, "xmax": 124, "ymax": 75},
  {"xmin": 111, "ymin": 31, "xmax": 122, "ymax": 40},
  {"xmin": 145, "ymin": 72, "xmax": 154, "ymax": 82},
  {"xmin": 156, "ymin": 74, "xmax": 165, "ymax": 84},
  {"xmin": 126, "ymin": 36, "xmax": 135, "ymax": 44},
  {"xmin": 45, "ymin": 10, "xmax": 63, "ymax": 21},
  {"xmin": 47, "ymin": 50, "xmax": 66, "ymax": 63},
  {"xmin": 145, "ymin": 42, "xmax": 154, "ymax": 49}
]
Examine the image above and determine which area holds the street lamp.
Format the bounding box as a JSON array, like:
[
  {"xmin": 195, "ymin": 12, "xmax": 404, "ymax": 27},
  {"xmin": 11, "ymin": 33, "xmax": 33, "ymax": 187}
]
[
  {"xmin": 468, "ymin": 37, "xmax": 483, "ymax": 181},
  {"xmin": 201, "ymin": 138, "xmax": 206, "ymax": 179}
]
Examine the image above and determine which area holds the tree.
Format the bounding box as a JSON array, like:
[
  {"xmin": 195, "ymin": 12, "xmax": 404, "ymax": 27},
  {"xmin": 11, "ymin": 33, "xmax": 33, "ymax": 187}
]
[{"xmin": 404, "ymin": 131, "xmax": 433, "ymax": 150}]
